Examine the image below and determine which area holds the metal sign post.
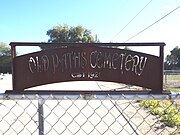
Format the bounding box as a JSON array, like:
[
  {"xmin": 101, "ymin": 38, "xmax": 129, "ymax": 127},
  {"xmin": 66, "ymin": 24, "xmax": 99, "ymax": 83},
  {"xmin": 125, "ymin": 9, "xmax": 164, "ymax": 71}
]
[{"xmin": 38, "ymin": 98, "xmax": 45, "ymax": 135}]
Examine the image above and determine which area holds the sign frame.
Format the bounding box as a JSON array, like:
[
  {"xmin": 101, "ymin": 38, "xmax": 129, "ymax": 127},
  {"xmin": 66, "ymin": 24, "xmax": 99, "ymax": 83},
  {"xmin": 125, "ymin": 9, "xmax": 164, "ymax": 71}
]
[{"xmin": 5, "ymin": 42, "xmax": 170, "ymax": 94}]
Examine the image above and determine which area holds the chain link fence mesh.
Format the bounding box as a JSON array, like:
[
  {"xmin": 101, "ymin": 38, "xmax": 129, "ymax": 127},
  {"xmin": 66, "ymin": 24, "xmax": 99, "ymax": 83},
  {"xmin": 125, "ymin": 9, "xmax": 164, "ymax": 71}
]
[
  {"xmin": 0, "ymin": 73, "xmax": 180, "ymax": 135},
  {"xmin": 0, "ymin": 93, "xmax": 179, "ymax": 135}
]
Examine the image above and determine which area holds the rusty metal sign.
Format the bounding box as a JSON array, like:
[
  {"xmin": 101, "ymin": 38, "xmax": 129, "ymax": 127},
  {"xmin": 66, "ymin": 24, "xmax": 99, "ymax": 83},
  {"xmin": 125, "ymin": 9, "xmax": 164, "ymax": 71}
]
[{"xmin": 5, "ymin": 42, "xmax": 170, "ymax": 94}]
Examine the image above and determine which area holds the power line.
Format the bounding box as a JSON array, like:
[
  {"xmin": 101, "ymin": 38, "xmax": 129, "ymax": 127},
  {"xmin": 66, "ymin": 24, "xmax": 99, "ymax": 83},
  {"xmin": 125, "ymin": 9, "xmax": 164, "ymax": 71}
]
[
  {"xmin": 110, "ymin": 0, "xmax": 153, "ymax": 42},
  {"xmin": 126, "ymin": 5, "xmax": 180, "ymax": 42}
]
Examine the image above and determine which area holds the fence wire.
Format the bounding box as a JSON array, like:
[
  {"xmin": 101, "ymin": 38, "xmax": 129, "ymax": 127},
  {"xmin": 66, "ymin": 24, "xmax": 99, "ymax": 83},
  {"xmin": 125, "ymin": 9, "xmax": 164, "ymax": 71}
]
[{"xmin": 0, "ymin": 93, "xmax": 180, "ymax": 135}]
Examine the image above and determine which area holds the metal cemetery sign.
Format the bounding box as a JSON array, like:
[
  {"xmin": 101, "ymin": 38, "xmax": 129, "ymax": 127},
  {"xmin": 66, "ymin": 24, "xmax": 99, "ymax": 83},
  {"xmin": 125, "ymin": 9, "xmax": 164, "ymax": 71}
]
[{"xmin": 5, "ymin": 42, "xmax": 169, "ymax": 94}]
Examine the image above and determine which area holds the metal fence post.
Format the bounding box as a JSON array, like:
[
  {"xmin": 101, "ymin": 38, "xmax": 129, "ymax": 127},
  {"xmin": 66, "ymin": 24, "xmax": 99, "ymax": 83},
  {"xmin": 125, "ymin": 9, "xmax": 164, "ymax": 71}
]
[
  {"xmin": 164, "ymin": 71, "xmax": 167, "ymax": 87},
  {"xmin": 38, "ymin": 98, "xmax": 45, "ymax": 135}
]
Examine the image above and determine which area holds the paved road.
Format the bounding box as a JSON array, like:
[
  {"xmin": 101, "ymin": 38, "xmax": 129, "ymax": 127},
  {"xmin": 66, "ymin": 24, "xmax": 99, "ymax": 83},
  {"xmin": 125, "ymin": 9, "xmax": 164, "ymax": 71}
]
[
  {"xmin": 0, "ymin": 74, "xmax": 12, "ymax": 93},
  {"xmin": 0, "ymin": 74, "xmax": 131, "ymax": 92}
]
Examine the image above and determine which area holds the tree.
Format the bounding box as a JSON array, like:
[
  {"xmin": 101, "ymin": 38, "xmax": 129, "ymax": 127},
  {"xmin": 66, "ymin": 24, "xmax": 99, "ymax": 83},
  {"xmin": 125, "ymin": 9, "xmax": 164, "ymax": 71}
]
[
  {"xmin": 164, "ymin": 46, "xmax": 180, "ymax": 70},
  {"xmin": 0, "ymin": 42, "xmax": 11, "ymax": 73},
  {"xmin": 0, "ymin": 42, "xmax": 11, "ymax": 57},
  {"xmin": 40, "ymin": 24, "xmax": 96, "ymax": 50}
]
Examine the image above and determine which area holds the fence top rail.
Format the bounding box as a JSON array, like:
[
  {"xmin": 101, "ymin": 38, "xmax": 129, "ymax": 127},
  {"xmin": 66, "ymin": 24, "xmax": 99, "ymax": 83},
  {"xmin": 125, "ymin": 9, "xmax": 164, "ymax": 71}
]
[
  {"xmin": 0, "ymin": 93, "xmax": 179, "ymax": 100},
  {"xmin": 164, "ymin": 70, "xmax": 180, "ymax": 74},
  {"xmin": 9, "ymin": 42, "xmax": 166, "ymax": 47}
]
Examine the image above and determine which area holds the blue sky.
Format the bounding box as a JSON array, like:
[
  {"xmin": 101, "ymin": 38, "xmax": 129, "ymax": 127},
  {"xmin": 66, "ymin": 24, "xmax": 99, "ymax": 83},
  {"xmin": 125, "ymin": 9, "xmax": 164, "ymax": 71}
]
[{"xmin": 0, "ymin": 0, "xmax": 180, "ymax": 56}]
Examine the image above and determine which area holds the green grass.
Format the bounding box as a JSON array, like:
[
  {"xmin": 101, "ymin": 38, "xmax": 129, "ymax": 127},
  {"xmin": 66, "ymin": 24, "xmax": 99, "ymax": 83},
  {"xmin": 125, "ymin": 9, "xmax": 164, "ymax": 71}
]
[
  {"xmin": 166, "ymin": 74, "xmax": 180, "ymax": 80},
  {"xmin": 165, "ymin": 86, "xmax": 180, "ymax": 93},
  {"xmin": 164, "ymin": 74, "xmax": 180, "ymax": 92}
]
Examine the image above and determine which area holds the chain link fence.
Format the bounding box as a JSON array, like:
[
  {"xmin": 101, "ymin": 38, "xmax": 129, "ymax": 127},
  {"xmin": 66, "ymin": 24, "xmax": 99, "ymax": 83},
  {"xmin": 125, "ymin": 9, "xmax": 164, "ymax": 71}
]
[
  {"xmin": 0, "ymin": 73, "xmax": 180, "ymax": 135},
  {"xmin": 0, "ymin": 93, "xmax": 180, "ymax": 135}
]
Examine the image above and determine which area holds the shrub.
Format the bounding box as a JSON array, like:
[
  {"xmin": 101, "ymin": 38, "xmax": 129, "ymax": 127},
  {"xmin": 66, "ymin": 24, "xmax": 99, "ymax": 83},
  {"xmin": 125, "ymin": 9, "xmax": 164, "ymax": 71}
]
[{"xmin": 140, "ymin": 100, "xmax": 180, "ymax": 127}]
